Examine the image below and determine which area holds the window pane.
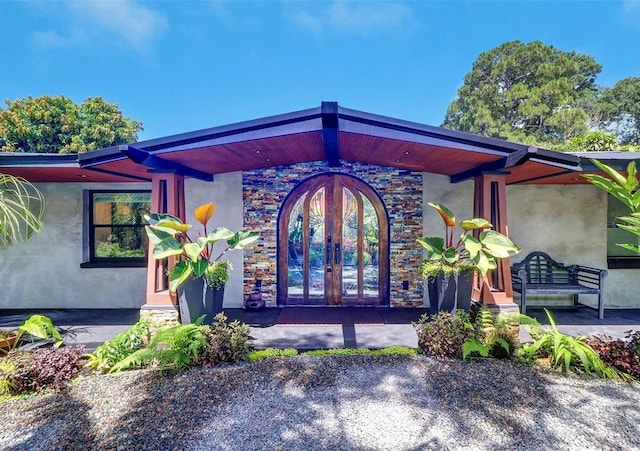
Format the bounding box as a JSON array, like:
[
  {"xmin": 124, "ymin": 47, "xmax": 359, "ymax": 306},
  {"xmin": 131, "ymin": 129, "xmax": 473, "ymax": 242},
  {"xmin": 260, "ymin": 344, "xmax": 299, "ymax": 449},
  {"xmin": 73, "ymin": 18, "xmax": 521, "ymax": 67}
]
[
  {"xmin": 93, "ymin": 193, "xmax": 150, "ymax": 225},
  {"xmin": 94, "ymin": 226, "xmax": 149, "ymax": 258},
  {"xmin": 91, "ymin": 191, "xmax": 151, "ymax": 261}
]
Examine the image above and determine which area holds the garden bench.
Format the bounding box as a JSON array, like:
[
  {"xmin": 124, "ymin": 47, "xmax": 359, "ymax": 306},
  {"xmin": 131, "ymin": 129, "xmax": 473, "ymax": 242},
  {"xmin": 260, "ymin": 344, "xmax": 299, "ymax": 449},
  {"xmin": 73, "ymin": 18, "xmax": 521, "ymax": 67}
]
[{"xmin": 511, "ymin": 251, "xmax": 608, "ymax": 319}]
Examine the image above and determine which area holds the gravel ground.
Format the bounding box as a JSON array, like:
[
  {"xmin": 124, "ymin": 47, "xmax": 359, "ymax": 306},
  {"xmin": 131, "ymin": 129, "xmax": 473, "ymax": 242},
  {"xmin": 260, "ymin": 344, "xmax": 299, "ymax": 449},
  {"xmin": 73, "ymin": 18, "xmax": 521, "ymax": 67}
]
[{"xmin": 1, "ymin": 355, "xmax": 639, "ymax": 450}]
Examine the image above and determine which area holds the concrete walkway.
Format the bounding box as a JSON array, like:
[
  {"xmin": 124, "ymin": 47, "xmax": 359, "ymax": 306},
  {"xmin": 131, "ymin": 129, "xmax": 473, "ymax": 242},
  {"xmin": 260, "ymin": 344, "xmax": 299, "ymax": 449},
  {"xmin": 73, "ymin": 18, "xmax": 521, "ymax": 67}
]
[{"xmin": 2, "ymin": 306, "xmax": 640, "ymax": 351}]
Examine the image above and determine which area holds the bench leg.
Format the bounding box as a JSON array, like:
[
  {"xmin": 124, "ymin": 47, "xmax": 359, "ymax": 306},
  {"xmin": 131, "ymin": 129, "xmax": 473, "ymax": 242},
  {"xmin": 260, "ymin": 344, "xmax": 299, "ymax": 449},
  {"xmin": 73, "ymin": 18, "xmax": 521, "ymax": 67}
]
[{"xmin": 598, "ymin": 291, "xmax": 604, "ymax": 320}]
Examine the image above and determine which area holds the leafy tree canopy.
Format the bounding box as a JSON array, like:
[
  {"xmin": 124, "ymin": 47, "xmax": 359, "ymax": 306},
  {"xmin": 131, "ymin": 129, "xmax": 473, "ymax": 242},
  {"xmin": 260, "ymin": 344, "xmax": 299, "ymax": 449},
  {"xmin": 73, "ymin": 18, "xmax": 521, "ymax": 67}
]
[
  {"xmin": 442, "ymin": 40, "xmax": 602, "ymax": 148},
  {"xmin": 593, "ymin": 77, "xmax": 640, "ymax": 145},
  {"xmin": 0, "ymin": 95, "xmax": 143, "ymax": 154}
]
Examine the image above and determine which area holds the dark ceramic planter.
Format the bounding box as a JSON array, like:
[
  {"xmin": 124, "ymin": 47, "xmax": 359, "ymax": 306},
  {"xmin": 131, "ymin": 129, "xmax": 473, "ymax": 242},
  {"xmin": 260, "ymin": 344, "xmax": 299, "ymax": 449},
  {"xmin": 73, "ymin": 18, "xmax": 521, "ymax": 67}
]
[
  {"xmin": 177, "ymin": 277, "xmax": 224, "ymax": 324},
  {"xmin": 427, "ymin": 271, "xmax": 473, "ymax": 315}
]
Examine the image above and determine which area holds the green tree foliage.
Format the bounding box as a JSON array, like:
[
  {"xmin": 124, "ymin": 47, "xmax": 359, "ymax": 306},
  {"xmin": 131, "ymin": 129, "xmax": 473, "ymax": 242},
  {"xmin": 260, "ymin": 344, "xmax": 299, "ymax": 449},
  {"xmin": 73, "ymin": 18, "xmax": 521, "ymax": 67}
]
[
  {"xmin": 593, "ymin": 77, "xmax": 640, "ymax": 145},
  {"xmin": 0, "ymin": 95, "xmax": 142, "ymax": 154},
  {"xmin": 443, "ymin": 40, "xmax": 601, "ymax": 147}
]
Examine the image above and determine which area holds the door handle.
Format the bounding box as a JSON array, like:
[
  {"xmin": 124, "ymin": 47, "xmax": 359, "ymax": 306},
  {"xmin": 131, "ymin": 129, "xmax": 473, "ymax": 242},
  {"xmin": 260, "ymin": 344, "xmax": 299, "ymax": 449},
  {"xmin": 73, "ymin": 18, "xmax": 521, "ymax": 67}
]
[
  {"xmin": 326, "ymin": 235, "xmax": 332, "ymax": 265},
  {"xmin": 335, "ymin": 243, "xmax": 341, "ymax": 265}
]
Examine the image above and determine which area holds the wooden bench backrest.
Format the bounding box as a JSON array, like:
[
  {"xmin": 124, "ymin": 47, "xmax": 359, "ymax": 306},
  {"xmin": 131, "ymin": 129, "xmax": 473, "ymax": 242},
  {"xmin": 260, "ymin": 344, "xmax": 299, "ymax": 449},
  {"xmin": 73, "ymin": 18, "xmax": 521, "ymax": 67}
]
[{"xmin": 512, "ymin": 251, "xmax": 575, "ymax": 284}]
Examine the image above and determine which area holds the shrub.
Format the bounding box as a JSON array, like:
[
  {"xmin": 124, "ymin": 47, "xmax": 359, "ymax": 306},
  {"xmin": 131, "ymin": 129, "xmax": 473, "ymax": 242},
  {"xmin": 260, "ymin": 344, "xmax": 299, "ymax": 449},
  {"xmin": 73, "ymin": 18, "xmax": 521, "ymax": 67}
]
[
  {"xmin": 586, "ymin": 331, "xmax": 640, "ymax": 380},
  {"xmin": 413, "ymin": 310, "xmax": 476, "ymax": 359},
  {"xmin": 1, "ymin": 346, "xmax": 85, "ymax": 395},
  {"xmin": 111, "ymin": 319, "xmax": 208, "ymax": 372},
  {"xmin": 520, "ymin": 309, "xmax": 629, "ymax": 380},
  {"xmin": 199, "ymin": 313, "xmax": 252, "ymax": 365},
  {"xmin": 463, "ymin": 305, "xmax": 520, "ymax": 360},
  {"xmin": 86, "ymin": 321, "xmax": 151, "ymax": 372}
]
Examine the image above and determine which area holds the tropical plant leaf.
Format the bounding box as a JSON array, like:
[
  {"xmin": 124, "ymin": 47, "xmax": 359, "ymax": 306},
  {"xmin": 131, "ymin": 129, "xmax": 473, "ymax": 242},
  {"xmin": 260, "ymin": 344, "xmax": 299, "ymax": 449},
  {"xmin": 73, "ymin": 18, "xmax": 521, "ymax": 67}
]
[
  {"xmin": 460, "ymin": 218, "xmax": 492, "ymax": 231},
  {"xmin": 145, "ymin": 213, "xmax": 191, "ymax": 233},
  {"xmin": 19, "ymin": 314, "xmax": 63, "ymax": 347},
  {"xmin": 169, "ymin": 261, "xmax": 193, "ymax": 292},
  {"xmin": 479, "ymin": 230, "xmax": 521, "ymax": 258},
  {"xmin": 193, "ymin": 203, "xmax": 216, "ymax": 226},
  {"xmin": 151, "ymin": 236, "xmax": 184, "ymax": 259},
  {"xmin": 462, "ymin": 235, "xmax": 482, "ymax": 258},
  {"xmin": 206, "ymin": 227, "xmax": 235, "ymax": 243},
  {"xmin": 227, "ymin": 230, "xmax": 260, "ymax": 249},
  {"xmin": 428, "ymin": 202, "xmax": 456, "ymax": 227},
  {"xmin": 417, "ymin": 236, "xmax": 445, "ymax": 254}
]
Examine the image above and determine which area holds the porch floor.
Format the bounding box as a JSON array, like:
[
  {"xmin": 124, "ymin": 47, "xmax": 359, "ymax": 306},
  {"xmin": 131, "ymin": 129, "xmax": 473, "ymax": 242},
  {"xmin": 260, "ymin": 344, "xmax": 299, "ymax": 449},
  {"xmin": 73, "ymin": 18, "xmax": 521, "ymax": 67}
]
[{"xmin": 1, "ymin": 306, "xmax": 639, "ymax": 352}]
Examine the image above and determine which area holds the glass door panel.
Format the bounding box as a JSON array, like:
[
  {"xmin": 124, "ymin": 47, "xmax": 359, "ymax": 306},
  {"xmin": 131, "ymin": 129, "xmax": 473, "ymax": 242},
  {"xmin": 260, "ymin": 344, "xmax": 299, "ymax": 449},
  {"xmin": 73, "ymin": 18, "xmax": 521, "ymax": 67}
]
[
  {"xmin": 362, "ymin": 193, "xmax": 380, "ymax": 298},
  {"xmin": 278, "ymin": 173, "xmax": 388, "ymax": 306}
]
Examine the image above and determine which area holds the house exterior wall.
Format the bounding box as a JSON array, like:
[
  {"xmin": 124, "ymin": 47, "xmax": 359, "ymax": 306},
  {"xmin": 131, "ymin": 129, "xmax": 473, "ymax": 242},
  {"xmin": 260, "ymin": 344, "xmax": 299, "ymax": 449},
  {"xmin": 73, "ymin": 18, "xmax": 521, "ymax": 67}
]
[
  {"xmin": 507, "ymin": 184, "xmax": 640, "ymax": 309},
  {"xmin": 4, "ymin": 171, "xmax": 637, "ymax": 310},
  {"xmin": 242, "ymin": 161, "xmax": 424, "ymax": 307},
  {"xmin": 0, "ymin": 182, "xmax": 150, "ymax": 309}
]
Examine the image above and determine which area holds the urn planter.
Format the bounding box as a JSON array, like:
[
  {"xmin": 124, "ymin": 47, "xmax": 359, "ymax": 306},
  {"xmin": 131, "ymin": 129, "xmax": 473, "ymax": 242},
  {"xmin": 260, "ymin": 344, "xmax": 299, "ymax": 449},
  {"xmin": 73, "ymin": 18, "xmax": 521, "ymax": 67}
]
[
  {"xmin": 177, "ymin": 277, "xmax": 224, "ymax": 324},
  {"xmin": 427, "ymin": 271, "xmax": 473, "ymax": 315}
]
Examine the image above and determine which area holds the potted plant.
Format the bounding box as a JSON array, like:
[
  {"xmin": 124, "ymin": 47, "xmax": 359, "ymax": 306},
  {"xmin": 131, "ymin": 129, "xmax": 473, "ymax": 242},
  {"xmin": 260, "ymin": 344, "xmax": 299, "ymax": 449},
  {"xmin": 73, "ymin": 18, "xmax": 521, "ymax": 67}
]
[
  {"xmin": 145, "ymin": 203, "xmax": 259, "ymax": 324},
  {"xmin": 418, "ymin": 203, "xmax": 521, "ymax": 314}
]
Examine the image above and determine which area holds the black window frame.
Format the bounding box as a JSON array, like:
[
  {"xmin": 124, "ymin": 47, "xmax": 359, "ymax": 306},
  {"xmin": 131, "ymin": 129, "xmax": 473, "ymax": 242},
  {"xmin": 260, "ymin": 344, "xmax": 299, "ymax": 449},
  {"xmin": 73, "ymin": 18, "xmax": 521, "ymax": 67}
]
[{"xmin": 81, "ymin": 189, "xmax": 151, "ymax": 268}]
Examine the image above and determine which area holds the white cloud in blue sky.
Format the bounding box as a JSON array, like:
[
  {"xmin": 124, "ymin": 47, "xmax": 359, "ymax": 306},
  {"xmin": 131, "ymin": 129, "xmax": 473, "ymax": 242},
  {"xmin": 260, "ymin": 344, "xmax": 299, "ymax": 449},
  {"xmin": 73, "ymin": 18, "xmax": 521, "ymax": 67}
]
[
  {"xmin": 290, "ymin": 0, "xmax": 416, "ymax": 36},
  {"xmin": 32, "ymin": 0, "xmax": 167, "ymax": 52}
]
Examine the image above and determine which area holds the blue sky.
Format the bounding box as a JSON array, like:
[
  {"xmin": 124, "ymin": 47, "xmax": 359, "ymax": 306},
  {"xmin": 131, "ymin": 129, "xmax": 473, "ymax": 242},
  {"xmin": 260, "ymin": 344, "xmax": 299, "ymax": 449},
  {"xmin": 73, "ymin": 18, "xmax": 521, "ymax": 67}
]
[{"xmin": 2, "ymin": 0, "xmax": 640, "ymax": 141}]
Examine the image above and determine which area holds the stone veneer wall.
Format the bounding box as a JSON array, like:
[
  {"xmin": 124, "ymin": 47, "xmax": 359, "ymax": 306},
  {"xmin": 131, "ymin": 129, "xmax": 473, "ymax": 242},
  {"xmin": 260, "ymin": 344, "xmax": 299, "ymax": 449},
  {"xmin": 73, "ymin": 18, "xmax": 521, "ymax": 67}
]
[{"xmin": 242, "ymin": 161, "xmax": 423, "ymax": 307}]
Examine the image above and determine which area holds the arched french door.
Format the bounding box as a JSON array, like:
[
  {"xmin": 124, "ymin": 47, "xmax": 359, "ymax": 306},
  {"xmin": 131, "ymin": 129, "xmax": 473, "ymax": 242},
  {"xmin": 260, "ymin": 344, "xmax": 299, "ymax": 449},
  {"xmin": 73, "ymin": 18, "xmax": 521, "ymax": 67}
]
[{"xmin": 277, "ymin": 173, "xmax": 389, "ymax": 306}]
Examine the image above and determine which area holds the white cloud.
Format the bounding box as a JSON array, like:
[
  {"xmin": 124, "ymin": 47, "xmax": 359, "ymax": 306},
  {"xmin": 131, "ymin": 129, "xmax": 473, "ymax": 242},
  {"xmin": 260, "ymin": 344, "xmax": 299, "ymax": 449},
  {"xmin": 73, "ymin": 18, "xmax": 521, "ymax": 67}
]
[
  {"xmin": 290, "ymin": 0, "xmax": 415, "ymax": 36},
  {"xmin": 33, "ymin": 0, "xmax": 167, "ymax": 53}
]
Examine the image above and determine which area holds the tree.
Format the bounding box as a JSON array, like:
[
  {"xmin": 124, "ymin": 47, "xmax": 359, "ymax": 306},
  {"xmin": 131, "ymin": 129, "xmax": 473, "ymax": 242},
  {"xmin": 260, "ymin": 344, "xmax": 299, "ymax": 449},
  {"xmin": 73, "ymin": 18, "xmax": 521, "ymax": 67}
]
[
  {"xmin": 442, "ymin": 40, "xmax": 602, "ymax": 147},
  {"xmin": 0, "ymin": 173, "xmax": 44, "ymax": 248},
  {"xmin": 593, "ymin": 77, "xmax": 640, "ymax": 145},
  {"xmin": 0, "ymin": 95, "xmax": 142, "ymax": 154}
]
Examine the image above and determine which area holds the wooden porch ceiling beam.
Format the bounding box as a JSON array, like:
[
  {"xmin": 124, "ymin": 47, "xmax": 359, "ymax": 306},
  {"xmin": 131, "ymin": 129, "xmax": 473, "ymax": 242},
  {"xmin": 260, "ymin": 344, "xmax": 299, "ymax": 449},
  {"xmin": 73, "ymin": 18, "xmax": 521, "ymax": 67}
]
[
  {"xmin": 120, "ymin": 145, "xmax": 214, "ymax": 181},
  {"xmin": 450, "ymin": 147, "xmax": 535, "ymax": 184},
  {"xmin": 321, "ymin": 101, "xmax": 340, "ymax": 167}
]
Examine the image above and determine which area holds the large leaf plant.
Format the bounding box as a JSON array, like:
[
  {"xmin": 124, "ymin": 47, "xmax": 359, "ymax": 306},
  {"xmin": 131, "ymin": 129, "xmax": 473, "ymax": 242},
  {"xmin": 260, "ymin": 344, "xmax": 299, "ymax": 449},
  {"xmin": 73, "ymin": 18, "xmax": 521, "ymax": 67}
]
[
  {"xmin": 583, "ymin": 159, "xmax": 640, "ymax": 254},
  {"xmin": 418, "ymin": 203, "xmax": 521, "ymax": 278},
  {"xmin": 145, "ymin": 203, "xmax": 259, "ymax": 292}
]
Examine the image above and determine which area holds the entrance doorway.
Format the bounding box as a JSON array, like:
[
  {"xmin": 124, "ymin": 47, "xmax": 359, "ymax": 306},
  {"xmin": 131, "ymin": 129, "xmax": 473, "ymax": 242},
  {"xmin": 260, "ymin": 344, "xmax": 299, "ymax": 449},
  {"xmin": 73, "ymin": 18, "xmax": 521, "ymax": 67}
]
[{"xmin": 277, "ymin": 173, "xmax": 389, "ymax": 306}]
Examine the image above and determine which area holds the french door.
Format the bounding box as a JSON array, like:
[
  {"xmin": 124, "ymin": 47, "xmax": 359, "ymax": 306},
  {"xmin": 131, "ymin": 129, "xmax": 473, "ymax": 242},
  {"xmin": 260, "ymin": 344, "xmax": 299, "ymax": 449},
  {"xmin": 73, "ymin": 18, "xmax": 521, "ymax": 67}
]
[{"xmin": 278, "ymin": 173, "xmax": 389, "ymax": 306}]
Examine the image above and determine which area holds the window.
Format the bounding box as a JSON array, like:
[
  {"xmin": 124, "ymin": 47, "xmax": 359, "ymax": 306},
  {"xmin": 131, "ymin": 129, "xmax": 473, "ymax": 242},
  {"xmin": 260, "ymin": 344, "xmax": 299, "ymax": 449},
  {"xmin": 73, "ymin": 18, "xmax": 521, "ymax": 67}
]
[
  {"xmin": 607, "ymin": 194, "xmax": 640, "ymax": 269},
  {"xmin": 82, "ymin": 190, "xmax": 151, "ymax": 267}
]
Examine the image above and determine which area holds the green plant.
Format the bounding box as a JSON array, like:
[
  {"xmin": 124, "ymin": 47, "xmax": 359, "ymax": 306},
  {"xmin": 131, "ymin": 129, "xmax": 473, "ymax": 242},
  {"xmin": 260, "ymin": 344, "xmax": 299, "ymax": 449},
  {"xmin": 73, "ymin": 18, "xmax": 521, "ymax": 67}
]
[
  {"xmin": 246, "ymin": 348, "xmax": 299, "ymax": 362},
  {"xmin": 144, "ymin": 202, "xmax": 259, "ymax": 292},
  {"xmin": 520, "ymin": 309, "xmax": 629, "ymax": 380},
  {"xmin": 85, "ymin": 321, "xmax": 151, "ymax": 372},
  {"xmin": 418, "ymin": 203, "xmax": 521, "ymax": 277},
  {"xmin": 0, "ymin": 173, "xmax": 45, "ymax": 249},
  {"xmin": 198, "ymin": 313, "xmax": 252, "ymax": 365},
  {"xmin": 0, "ymin": 314, "xmax": 63, "ymax": 355},
  {"xmin": 586, "ymin": 331, "xmax": 640, "ymax": 380},
  {"xmin": 583, "ymin": 160, "xmax": 640, "ymax": 254},
  {"xmin": 203, "ymin": 261, "xmax": 231, "ymax": 290},
  {"xmin": 110, "ymin": 317, "xmax": 208, "ymax": 372},
  {"xmin": 462, "ymin": 305, "xmax": 520, "ymax": 360},
  {"xmin": 413, "ymin": 310, "xmax": 476, "ymax": 359},
  {"xmin": 2, "ymin": 346, "xmax": 85, "ymax": 395}
]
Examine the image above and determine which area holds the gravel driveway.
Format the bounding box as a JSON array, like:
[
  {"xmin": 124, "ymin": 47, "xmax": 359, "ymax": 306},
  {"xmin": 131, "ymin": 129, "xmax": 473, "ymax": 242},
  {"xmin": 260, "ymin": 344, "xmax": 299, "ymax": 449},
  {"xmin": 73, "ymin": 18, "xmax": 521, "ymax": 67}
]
[{"xmin": 1, "ymin": 355, "xmax": 639, "ymax": 450}]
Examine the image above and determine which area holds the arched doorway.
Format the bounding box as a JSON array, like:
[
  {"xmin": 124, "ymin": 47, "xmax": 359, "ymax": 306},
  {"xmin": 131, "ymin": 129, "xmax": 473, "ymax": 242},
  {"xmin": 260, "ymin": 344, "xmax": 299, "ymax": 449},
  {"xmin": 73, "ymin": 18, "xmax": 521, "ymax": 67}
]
[{"xmin": 277, "ymin": 173, "xmax": 389, "ymax": 306}]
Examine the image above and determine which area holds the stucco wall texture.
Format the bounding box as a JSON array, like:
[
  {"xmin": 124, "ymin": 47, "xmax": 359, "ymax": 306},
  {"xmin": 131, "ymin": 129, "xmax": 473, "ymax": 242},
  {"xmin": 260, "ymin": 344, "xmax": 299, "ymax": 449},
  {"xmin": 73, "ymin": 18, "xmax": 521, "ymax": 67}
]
[
  {"xmin": 0, "ymin": 182, "xmax": 150, "ymax": 309},
  {"xmin": 2, "ymin": 172, "xmax": 637, "ymax": 309}
]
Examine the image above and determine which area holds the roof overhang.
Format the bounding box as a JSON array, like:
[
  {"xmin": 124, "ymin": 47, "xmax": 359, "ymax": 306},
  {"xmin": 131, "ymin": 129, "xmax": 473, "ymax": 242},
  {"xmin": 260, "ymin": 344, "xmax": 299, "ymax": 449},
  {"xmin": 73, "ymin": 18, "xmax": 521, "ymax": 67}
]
[{"xmin": 2, "ymin": 102, "xmax": 621, "ymax": 185}]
